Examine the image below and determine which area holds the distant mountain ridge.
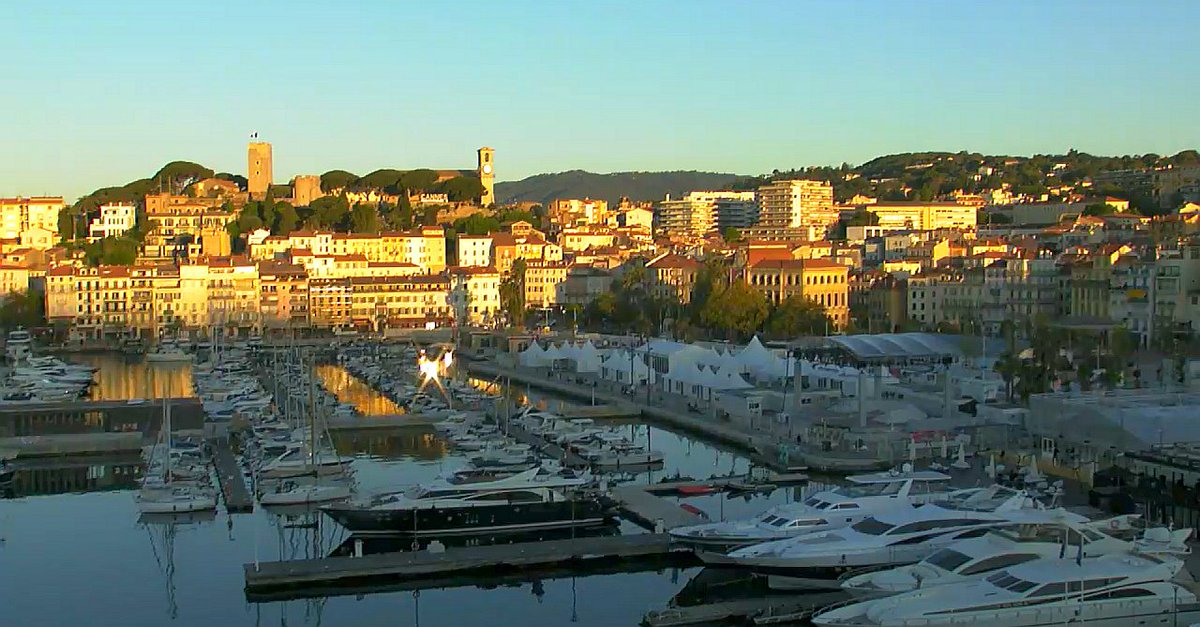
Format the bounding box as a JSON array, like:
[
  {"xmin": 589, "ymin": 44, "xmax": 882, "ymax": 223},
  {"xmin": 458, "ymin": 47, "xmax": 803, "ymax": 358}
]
[{"xmin": 496, "ymin": 170, "xmax": 743, "ymax": 206}]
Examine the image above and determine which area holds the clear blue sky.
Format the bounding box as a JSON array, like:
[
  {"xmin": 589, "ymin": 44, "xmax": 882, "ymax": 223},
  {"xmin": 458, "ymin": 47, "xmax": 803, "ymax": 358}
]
[{"xmin": 3, "ymin": 0, "xmax": 1198, "ymax": 200}]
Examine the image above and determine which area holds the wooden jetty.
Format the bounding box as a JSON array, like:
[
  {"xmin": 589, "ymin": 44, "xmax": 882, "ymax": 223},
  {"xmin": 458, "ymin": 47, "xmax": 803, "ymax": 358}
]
[
  {"xmin": 244, "ymin": 532, "xmax": 692, "ymax": 599},
  {"xmin": 325, "ymin": 414, "xmax": 437, "ymax": 431},
  {"xmin": 646, "ymin": 472, "xmax": 809, "ymax": 496},
  {"xmin": 643, "ymin": 592, "xmax": 845, "ymax": 627},
  {"xmin": 612, "ymin": 485, "xmax": 705, "ymax": 530},
  {"xmin": 209, "ymin": 437, "xmax": 253, "ymax": 513},
  {"xmin": 0, "ymin": 432, "xmax": 144, "ymax": 458}
]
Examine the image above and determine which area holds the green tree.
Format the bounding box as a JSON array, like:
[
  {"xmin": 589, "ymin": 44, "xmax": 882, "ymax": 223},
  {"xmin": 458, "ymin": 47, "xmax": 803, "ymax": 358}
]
[
  {"xmin": 722, "ymin": 227, "xmax": 742, "ymax": 243},
  {"xmin": 83, "ymin": 236, "xmax": 140, "ymax": 266},
  {"xmin": 153, "ymin": 161, "xmax": 214, "ymax": 193},
  {"xmin": 1082, "ymin": 202, "xmax": 1115, "ymax": 217},
  {"xmin": 399, "ymin": 169, "xmax": 439, "ymax": 193},
  {"xmin": 440, "ymin": 176, "xmax": 486, "ymax": 202},
  {"xmin": 349, "ymin": 204, "xmax": 379, "ymax": 233},
  {"xmin": 454, "ymin": 213, "xmax": 502, "ymax": 235},
  {"xmin": 499, "ymin": 259, "xmax": 527, "ymax": 328},
  {"xmin": 0, "ymin": 290, "xmax": 46, "ymax": 330},
  {"xmin": 845, "ymin": 210, "xmax": 880, "ymax": 226},
  {"xmin": 320, "ymin": 170, "xmax": 358, "ymax": 192},
  {"xmin": 305, "ymin": 195, "xmax": 350, "ymax": 228},
  {"xmin": 765, "ymin": 296, "xmax": 832, "ymax": 338},
  {"xmin": 701, "ymin": 281, "xmax": 769, "ymax": 340},
  {"xmin": 273, "ymin": 202, "xmax": 298, "ymax": 234}
]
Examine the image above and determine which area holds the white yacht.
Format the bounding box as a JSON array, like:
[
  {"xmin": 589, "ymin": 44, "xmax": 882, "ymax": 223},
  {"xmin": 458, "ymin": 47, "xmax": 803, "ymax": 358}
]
[
  {"xmin": 258, "ymin": 445, "xmax": 354, "ymax": 479},
  {"xmin": 840, "ymin": 516, "xmax": 1191, "ymax": 598},
  {"xmin": 671, "ymin": 469, "xmax": 956, "ymax": 548},
  {"xmin": 813, "ymin": 553, "xmax": 1200, "ymax": 626},
  {"xmin": 6, "ymin": 328, "xmax": 32, "ymax": 363},
  {"xmin": 701, "ymin": 486, "xmax": 1083, "ymax": 590},
  {"xmin": 146, "ymin": 340, "xmax": 192, "ymax": 363}
]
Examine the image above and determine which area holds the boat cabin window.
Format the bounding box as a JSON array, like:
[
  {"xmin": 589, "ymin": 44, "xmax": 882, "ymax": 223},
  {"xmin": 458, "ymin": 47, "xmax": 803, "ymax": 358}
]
[
  {"xmin": 833, "ymin": 481, "xmax": 905, "ymax": 498},
  {"xmin": 985, "ymin": 572, "xmax": 1037, "ymax": 592},
  {"xmin": 802, "ymin": 497, "xmax": 832, "ymax": 509},
  {"xmin": 959, "ymin": 553, "xmax": 1039, "ymax": 576},
  {"xmin": 787, "ymin": 518, "xmax": 827, "ymax": 528},
  {"xmin": 851, "ymin": 518, "xmax": 895, "ymax": 535},
  {"xmin": 925, "ymin": 549, "xmax": 972, "ymax": 572},
  {"xmin": 1087, "ymin": 587, "xmax": 1153, "ymax": 600},
  {"xmin": 833, "ymin": 503, "xmax": 860, "ymax": 510},
  {"xmin": 889, "ymin": 519, "xmax": 989, "ymax": 534},
  {"xmin": 1080, "ymin": 529, "xmax": 1105, "ymax": 542},
  {"xmin": 1029, "ymin": 582, "xmax": 1067, "ymax": 597}
]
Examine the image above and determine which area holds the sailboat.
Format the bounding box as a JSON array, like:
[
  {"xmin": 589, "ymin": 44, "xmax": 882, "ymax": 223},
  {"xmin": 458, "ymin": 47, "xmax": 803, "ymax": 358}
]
[
  {"xmin": 259, "ymin": 355, "xmax": 352, "ymax": 506},
  {"xmin": 136, "ymin": 382, "xmax": 216, "ymax": 514}
]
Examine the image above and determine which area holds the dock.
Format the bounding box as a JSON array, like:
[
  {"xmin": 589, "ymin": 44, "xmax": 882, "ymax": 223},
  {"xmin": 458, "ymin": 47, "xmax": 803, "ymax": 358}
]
[
  {"xmin": 244, "ymin": 532, "xmax": 693, "ymax": 600},
  {"xmin": 643, "ymin": 592, "xmax": 845, "ymax": 627},
  {"xmin": 558, "ymin": 404, "xmax": 640, "ymax": 420},
  {"xmin": 0, "ymin": 432, "xmax": 144, "ymax": 458},
  {"xmin": 325, "ymin": 414, "xmax": 437, "ymax": 431},
  {"xmin": 612, "ymin": 485, "xmax": 705, "ymax": 529},
  {"xmin": 209, "ymin": 437, "xmax": 253, "ymax": 513},
  {"xmin": 645, "ymin": 472, "xmax": 809, "ymax": 495}
]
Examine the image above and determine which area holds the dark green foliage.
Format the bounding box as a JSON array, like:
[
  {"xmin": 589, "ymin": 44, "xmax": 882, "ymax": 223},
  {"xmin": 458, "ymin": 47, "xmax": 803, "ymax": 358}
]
[
  {"xmin": 320, "ymin": 170, "xmax": 359, "ymax": 192},
  {"xmin": 0, "ymin": 290, "xmax": 46, "ymax": 330},
  {"xmin": 350, "ymin": 204, "xmax": 380, "ymax": 233},
  {"xmin": 439, "ymin": 176, "xmax": 487, "ymax": 202},
  {"xmin": 497, "ymin": 170, "xmax": 741, "ymax": 206},
  {"xmin": 83, "ymin": 236, "xmax": 140, "ymax": 266},
  {"xmin": 153, "ymin": 161, "xmax": 214, "ymax": 193}
]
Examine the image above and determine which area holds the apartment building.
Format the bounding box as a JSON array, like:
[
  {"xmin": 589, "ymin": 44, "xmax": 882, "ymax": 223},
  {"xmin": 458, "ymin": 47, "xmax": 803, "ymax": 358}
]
[
  {"xmin": 524, "ymin": 261, "xmax": 570, "ymax": 308},
  {"xmin": 561, "ymin": 228, "xmax": 616, "ymax": 253},
  {"xmin": 549, "ymin": 198, "xmax": 609, "ymax": 230},
  {"xmin": 0, "ymin": 196, "xmax": 63, "ymax": 250},
  {"xmin": 754, "ymin": 179, "xmax": 837, "ymax": 232},
  {"xmin": 645, "ymin": 253, "xmax": 702, "ymax": 304},
  {"xmin": 449, "ymin": 267, "xmax": 502, "ymax": 326},
  {"xmin": 745, "ymin": 258, "xmax": 849, "ymax": 328},
  {"xmin": 655, "ymin": 197, "xmax": 715, "ymax": 238},
  {"xmin": 863, "ymin": 201, "xmax": 978, "ymax": 231},
  {"xmin": 258, "ymin": 260, "xmax": 309, "ymax": 331},
  {"xmin": 88, "ymin": 203, "xmax": 137, "ymax": 242},
  {"xmin": 556, "ymin": 265, "xmax": 614, "ymax": 307},
  {"xmin": 45, "ymin": 265, "xmax": 132, "ymax": 340},
  {"xmin": 143, "ymin": 204, "xmax": 234, "ymax": 259},
  {"xmin": 252, "ymin": 228, "xmax": 447, "ymax": 273}
]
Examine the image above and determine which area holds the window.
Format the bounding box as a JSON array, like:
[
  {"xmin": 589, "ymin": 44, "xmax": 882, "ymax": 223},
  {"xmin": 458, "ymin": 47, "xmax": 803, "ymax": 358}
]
[
  {"xmin": 926, "ymin": 549, "xmax": 972, "ymax": 572},
  {"xmin": 960, "ymin": 553, "xmax": 1039, "ymax": 576},
  {"xmin": 851, "ymin": 518, "xmax": 895, "ymax": 535}
]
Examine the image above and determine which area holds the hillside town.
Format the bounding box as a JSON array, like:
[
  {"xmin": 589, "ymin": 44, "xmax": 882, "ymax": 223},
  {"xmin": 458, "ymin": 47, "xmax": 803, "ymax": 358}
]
[{"xmin": 3, "ymin": 141, "xmax": 1200, "ymax": 358}]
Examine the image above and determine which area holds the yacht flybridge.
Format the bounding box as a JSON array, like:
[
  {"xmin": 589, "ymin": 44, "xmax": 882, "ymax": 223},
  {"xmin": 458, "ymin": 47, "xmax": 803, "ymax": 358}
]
[
  {"xmin": 700, "ymin": 486, "xmax": 1083, "ymax": 590},
  {"xmin": 839, "ymin": 516, "xmax": 1192, "ymax": 598},
  {"xmin": 670, "ymin": 468, "xmax": 956, "ymax": 547},
  {"xmin": 812, "ymin": 553, "xmax": 1200, "ymax": 626},
  {"xmin": 321, "ymin": 466, "xmax": 608, "ymax": 536}
]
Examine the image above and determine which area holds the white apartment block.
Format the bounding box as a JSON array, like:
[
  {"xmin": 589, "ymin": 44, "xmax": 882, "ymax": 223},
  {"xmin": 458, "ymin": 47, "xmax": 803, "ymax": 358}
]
[{"xmin": 88, "ymin": 203, "xmax": 137, "ymax": 242}]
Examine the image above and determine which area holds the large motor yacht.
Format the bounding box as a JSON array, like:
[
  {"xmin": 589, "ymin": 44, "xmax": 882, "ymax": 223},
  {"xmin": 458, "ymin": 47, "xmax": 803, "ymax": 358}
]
[
  {"xmin": 840, "ymin": 516, "xmax": 1192, "ymax": 598},
  {"xmin": 700, "ymin": 485, "xmax": 1084, "ymax": 590},
  {"xmin": 670, "ymin": 468, "xmax": 956, "ymax": 548},
  {"xmin": 322, "ymin": 466, "xmax": 610, "ymax": 536},
  {"xmin": 812, "ymin": 553, "xmax": 1200, "ymax": 626}
]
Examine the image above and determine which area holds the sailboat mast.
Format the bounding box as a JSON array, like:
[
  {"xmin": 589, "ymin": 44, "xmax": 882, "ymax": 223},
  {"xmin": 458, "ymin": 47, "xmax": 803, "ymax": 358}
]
[{"xmin": 307, "ymin": 352, "xmax": 316, "ymax": 471}]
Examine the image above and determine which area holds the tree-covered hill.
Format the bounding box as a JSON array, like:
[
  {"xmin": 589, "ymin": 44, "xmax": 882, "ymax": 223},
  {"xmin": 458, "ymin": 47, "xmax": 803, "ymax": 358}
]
[{"xmin": 495, "ymin": 170, "xmax": 743, "ymax": 205}]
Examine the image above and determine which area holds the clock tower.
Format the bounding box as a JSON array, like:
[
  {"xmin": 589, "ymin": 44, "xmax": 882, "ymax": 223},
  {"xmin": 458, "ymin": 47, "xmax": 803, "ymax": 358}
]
[{"xmin": 477, "ymin": 147, "xmax": 495, "ymax": 207}]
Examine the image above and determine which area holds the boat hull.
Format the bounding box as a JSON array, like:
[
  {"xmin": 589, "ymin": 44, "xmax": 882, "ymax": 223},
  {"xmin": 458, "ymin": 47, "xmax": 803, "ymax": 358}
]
[{"xmin": 323, "ymin": 496, "xmax": 613, "ymax": 536}]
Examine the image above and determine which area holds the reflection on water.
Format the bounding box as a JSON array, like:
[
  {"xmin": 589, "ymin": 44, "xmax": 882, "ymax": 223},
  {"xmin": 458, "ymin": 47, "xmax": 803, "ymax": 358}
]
[
  {"xmin": 4, "ymin": 456, "xmax": 143, "ymax": 497},
  {"xmin": 331, "ymin": 427, "xmax": 448, "ymax": 461},
  {"xmin": 67, "ymin": 352, "xmax": 194, "ymax": 400},
  {"xmin": 315, "ymin": 364, "xmax": 405, "ymax": 416}
]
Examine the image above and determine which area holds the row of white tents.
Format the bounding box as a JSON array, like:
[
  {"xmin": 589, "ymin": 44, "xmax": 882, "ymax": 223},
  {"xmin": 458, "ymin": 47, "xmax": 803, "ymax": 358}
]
[{"xmin": 517, "ymin": 336, "xmax": 824, "ymax": 400}]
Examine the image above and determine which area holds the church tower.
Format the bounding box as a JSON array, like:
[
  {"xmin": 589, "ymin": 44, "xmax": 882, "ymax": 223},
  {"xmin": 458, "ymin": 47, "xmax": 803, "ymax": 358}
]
[{"xmin": 477, "ymin": 147, "xmax": 495, "ymax": 207}]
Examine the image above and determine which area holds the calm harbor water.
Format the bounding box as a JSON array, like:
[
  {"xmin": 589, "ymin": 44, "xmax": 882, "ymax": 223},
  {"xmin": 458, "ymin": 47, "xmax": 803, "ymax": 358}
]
[{"xmin": 1, "ymin": 353, "xmax": 816, "ymax": 627}]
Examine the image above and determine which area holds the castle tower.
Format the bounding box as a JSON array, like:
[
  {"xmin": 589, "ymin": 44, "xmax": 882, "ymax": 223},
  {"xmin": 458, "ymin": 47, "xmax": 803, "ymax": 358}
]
[
  {"xmin": 477, "ymin": 147, "xmax": 495, "ymax": 207},
  {"xmin": 248, "ymin": 141, "xmax": 273, "ymax": 200},
  {"xmin": 291, "ymin": 175, "xmax": 324, "ymax": 208}
]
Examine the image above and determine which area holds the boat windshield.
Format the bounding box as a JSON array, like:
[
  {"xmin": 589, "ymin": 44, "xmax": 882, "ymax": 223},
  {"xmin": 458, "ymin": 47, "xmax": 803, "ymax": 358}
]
[
  {"xmin": 851, "ymin": 518, "xmax": 896, "ymax": 535},
  {"xmin": 759, "ymin": 514, "xmax": 827, "ymax": 528},
  {"xmin": 833, "ymin": 481, "xmax": 906, "ymax": 498},
  {"xmin": 985, "ymin": 571, "xmax": 1038, "ymax": 593},
  {"xmin": 925, "ymin": 549, "xmax": 972, "ymax": 572},
  {"xmin": 802, "ymin": 497, "xmax": 832, "ymax": 510}
]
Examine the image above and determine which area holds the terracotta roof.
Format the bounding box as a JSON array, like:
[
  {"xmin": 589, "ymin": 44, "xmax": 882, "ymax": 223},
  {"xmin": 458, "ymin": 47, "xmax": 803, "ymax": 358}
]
[
  {"xmin": 750, "ymin": 258, "xmax": 847, "ymax": 271},
  {"xmin": 646, "ymin": 253, "xmax": 701, "ymax": 270}
]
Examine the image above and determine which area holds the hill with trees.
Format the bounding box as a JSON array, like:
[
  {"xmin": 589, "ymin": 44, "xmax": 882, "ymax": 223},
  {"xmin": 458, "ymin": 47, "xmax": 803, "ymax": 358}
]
[{"xmin": 495, "ymin": 170, "xmax": 743, "ymax": 205}]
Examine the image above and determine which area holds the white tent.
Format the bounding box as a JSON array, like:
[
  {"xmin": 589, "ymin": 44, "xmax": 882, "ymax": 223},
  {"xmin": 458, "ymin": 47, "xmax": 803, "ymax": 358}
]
[
  {"xmin": 518, "ymin": 341, "xmax": 550, "ymax": 367},
  {"xmin": 599, "ymin": 349, "xmax": 648, "ymax": 385},
  {"xmin": 542, "ymin": 342, "xmax": 566, "ymax": 362},
  {"xmin": 573, "ymin": 341, "xmax": 602, "ymax": 373}
]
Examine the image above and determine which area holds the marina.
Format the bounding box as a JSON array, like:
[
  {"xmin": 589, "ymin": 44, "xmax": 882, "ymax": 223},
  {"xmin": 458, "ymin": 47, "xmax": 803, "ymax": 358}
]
[{"xmin": 7, "ymin": 340, "xmax": 1200, "ymax": 627}]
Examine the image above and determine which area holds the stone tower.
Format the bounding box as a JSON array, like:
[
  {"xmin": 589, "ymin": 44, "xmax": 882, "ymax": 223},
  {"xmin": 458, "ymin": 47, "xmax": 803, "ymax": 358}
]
[
  {"xmin": 248, "ymin": 141, "xmax": 273, "ymax": 200},
  {"xmin": 477, "ymin": 147, "xmax": 495, "ymax": 207},
  {"xmin": 291, "ymin": 175, "xmax": 324, "ymax": 208}
]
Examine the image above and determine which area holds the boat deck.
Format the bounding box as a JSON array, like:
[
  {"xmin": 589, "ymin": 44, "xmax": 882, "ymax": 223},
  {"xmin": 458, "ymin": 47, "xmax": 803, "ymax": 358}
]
[
  {"xmin": 209, "ymin": 437, "xmax": 253, "ymax": 513},
  {"xmin": 612, "ymin": 485, "xmax": 705, "ymax": 530}
]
